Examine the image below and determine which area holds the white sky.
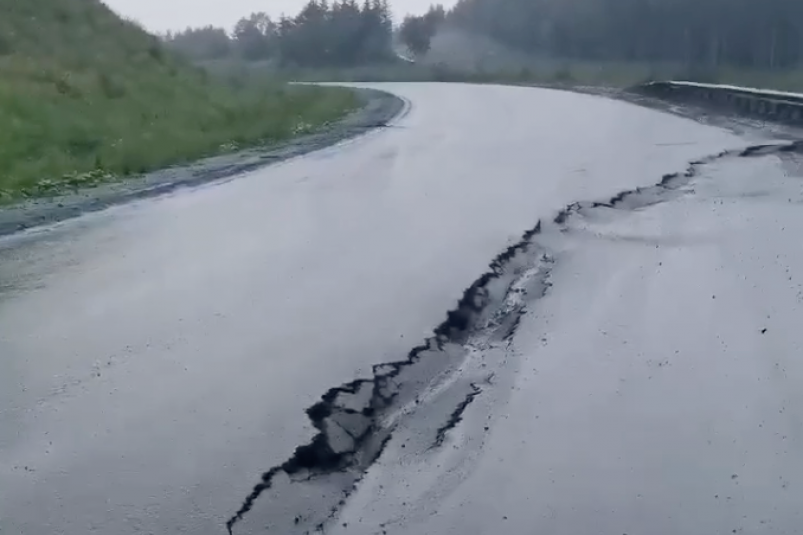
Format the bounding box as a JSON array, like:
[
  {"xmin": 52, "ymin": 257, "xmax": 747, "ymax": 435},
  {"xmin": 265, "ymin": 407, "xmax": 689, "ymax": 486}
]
[{"xmin": 103, "ymin": 0, "xmax": 452, "ymax": 33}]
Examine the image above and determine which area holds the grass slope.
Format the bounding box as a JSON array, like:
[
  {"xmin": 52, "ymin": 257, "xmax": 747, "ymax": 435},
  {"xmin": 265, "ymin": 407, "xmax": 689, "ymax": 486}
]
[{"xmin": 0, "ymin": 0, "xmax": 358, "ymax": 199}]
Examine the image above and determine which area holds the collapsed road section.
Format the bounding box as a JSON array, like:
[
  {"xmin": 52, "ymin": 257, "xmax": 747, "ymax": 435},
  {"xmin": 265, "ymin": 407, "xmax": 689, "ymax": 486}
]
[
  {"xmin": 226, "ymin": 209, "xmax": 555, "ymax": 534},
  {"xmin": 226, "ymin": 139, "xmax": 803, "ymax": 535}
]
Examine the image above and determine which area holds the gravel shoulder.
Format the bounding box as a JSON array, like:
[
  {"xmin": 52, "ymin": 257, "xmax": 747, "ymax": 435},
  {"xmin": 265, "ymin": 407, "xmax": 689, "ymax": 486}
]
[{"xmin": 0, "ymin": 87, "xmax": 405, "ymax": 237}]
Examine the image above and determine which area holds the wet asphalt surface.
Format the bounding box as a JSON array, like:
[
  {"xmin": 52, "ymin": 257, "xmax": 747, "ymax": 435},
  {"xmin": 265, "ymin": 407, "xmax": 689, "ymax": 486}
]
[{"xmin": 2, "ymin": 82, "xmax": 801, "ymax": 535}]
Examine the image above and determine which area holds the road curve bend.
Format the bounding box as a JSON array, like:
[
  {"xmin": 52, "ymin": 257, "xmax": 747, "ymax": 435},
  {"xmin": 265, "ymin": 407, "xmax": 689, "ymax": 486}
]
[{"xmin": 0, "ymin": 83, "xmax": 763, "ymax": 534}]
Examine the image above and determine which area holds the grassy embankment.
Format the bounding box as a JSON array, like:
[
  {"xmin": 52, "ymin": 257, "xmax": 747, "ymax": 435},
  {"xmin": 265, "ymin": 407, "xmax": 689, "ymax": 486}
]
[{"xmin": 0, "ymin": 0, "xmax": 359, "ymax": 201}]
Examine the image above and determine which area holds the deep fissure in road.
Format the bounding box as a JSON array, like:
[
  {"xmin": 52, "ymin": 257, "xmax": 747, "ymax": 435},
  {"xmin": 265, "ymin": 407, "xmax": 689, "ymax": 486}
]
[
  {"xmin": 226, "ymin": 140, "xmax": 802, "ymax": 534},
  {"xmin": 225, "ymin": 205, "xmax": 552, "ymax": 534}
]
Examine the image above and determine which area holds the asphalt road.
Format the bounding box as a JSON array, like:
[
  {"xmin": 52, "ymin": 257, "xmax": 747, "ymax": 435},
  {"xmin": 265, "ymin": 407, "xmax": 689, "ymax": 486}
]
[
  {"xmin": 0, "ymin": 82, "xmax": 790, "ymax": 535},
  {"xmin": 331, "ymin": 145, "xmax": 803, "ymax": 535}
]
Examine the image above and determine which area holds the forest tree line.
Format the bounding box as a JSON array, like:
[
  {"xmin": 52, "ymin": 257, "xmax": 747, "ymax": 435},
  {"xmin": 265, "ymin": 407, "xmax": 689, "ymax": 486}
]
[
  {"xmin": 448, "ymin": 0, "xmax": 803, "ymax": 70},
  {"xmin": 164, "ymin": 0, "xmax": 393, "ymax": 67},
  {"xmin": 166, "ymin": 0, "xmax": 803, "ymax": 71}
]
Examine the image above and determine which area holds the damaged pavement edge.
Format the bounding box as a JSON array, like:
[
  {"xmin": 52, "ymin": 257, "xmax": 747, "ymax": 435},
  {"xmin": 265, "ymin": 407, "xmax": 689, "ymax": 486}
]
[{"xmin": 225, "ymin": 139, "xmax": 803, "ymax": 534}]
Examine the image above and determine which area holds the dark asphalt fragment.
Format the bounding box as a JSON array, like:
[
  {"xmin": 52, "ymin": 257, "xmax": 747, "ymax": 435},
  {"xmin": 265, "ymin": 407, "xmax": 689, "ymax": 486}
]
[{"xmin": 432, "ymin": 383, "xmax": 482, "ymax": 449}]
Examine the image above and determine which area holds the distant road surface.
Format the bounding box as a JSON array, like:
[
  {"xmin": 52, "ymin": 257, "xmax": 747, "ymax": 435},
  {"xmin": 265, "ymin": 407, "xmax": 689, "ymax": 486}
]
[{"xmin": 2, "ymin": 83, "xmax": 802, "ymax": 535}]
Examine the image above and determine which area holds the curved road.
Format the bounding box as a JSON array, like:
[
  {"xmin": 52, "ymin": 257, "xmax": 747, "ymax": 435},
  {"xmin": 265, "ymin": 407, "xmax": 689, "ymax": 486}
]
[{"xmin": 3, "ymin": 83, "xmax": 799, "ymax": 534}]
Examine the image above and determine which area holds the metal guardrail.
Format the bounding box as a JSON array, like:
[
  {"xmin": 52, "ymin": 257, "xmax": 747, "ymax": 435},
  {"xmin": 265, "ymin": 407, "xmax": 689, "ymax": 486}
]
[{"xmin": 637, "ymin": 81, "xmax": 803, "ymax": 125}]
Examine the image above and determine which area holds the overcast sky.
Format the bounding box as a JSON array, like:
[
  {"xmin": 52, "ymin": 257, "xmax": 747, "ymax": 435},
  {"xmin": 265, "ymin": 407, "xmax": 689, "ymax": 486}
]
[{"xmin": 103, "ymin": 0, "xmax": 452, "ymax": 32}]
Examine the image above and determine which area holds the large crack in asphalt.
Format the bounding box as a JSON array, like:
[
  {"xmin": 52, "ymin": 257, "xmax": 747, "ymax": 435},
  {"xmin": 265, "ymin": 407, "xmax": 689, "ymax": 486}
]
[
  {"xmin": 226, "ymin": 139, "xmax": 803, "ymax": 535},
  {"xmin": 225, "ymin": 212, "xmax": 551, "ymax": 534}
]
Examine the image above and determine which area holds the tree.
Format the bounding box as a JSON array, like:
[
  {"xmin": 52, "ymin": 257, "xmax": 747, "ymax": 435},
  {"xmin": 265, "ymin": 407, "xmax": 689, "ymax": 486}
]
[
  {"xmin": 446, "ymin": 0, "xmax": 803, "ymax": 72},
  {"xmin": 400, "ymin": 16, "xmax": 433, "ymax": 57},
  {"xmin": 399, "ymin": 5, "xmax": 445, "ymax": 58},
  {"xmin": 233, "ymin": 12, "xmax": 277, "ymax": 61},
  {"xmin": 277, "ymin": 0, "xmax": 393, "ymax": 67},
  {"xmin": 165, "ymin": 0, "xmax": 397, "ymax": 68},
  {"xmin": 164, "ymin": 26, "xmax": 232, "ymax": 61}
]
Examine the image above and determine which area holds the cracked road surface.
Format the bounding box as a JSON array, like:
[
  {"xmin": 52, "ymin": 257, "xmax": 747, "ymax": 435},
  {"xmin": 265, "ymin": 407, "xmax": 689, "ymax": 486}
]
[{"xmin": 2, "ymin": 83, "xmax": 800, "ymax": 535}]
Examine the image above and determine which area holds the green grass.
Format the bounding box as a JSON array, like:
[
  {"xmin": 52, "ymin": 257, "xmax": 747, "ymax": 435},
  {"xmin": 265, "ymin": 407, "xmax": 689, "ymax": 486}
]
[{"xmin": 0, "ymin": 0, "xmax": 359, "ymax": 200}]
